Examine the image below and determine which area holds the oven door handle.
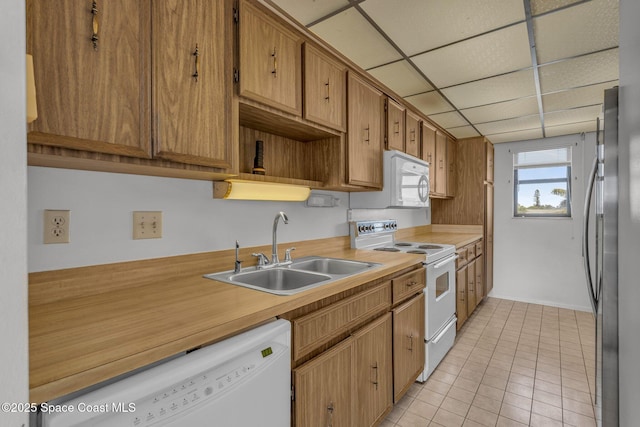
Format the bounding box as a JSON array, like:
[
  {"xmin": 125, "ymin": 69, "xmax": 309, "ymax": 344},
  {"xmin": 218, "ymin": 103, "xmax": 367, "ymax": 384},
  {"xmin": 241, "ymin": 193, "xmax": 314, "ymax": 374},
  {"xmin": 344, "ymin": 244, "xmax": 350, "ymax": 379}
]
[
  {"xmin": 432, "ymin": 254, "xmax": 458, "ymax": 269},
  {"xmin": 432, "ymin": 317, "xmax": 457, "ymax": 344}
]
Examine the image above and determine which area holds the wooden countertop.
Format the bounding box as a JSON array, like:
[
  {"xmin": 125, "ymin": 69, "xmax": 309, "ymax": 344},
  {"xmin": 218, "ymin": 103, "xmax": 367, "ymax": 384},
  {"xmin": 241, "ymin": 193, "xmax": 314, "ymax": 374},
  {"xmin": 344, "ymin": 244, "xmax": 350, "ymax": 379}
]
[
  {"xmin": 398, "ymin": 224, "xmax": 484, "ymax": 249},
  {"xmin": 29, "ymin": 237, "xmax": 424, "ymax": 403}
]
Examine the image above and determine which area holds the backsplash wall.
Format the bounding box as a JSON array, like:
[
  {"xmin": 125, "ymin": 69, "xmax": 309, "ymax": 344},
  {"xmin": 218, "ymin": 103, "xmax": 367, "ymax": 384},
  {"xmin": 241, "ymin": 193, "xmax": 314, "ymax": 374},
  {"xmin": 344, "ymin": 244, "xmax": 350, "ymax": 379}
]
[{"xmin": 28, "ymin": 167, "xmax": 430, "ymax": 272}]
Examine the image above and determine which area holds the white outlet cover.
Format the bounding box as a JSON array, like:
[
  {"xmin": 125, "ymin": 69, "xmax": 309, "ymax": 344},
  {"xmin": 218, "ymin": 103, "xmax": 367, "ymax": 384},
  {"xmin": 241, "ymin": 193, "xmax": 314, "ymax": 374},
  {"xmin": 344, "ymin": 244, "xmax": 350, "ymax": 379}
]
[
  {"xmin": 44, "ymin": 209, "xmax": 70, "ymax": 244},
  {"xmin": 133, "ymin": 211, "xmax": 163, "ymax": 240}
]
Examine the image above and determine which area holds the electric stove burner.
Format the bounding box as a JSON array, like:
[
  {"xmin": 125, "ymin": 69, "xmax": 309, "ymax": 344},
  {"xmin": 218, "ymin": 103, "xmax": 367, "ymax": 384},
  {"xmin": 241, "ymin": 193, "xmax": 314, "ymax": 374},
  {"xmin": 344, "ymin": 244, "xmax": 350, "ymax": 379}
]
[
  {"xmin": 407, "ymin": 249, "xmax": 427, "ymax": 254},
  {"xmin": 395, "ymin": 242, "xmax": 413, "ymax": 247},
  {"xmin": 374, "ymin": 247, "xmax": 401, "ymax": 252},
  {"xmin": 418, "ymin": 244, "xmax": 444, "ymax": 250}
]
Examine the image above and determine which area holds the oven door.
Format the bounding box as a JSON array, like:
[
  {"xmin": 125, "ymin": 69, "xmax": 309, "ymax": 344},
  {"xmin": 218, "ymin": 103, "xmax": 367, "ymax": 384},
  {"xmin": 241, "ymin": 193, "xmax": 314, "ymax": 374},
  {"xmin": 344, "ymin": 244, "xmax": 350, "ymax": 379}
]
[{"xmin": 425, "ymin": 254, "xmax": 457, "ymax": 340}]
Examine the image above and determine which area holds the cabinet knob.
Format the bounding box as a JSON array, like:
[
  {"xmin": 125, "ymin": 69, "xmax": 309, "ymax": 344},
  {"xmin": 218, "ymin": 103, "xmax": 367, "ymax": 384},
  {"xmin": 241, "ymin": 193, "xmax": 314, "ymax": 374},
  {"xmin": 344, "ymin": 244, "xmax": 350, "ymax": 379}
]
[
  {"xmin": 325, "ymin": 80, "xmax": 330, "ymax": 101},
  {"xmin": 372, "ymin": 363, "xmax": 379, "ymax": 390},
  {"xmin": 192, "ymin": 44, "xmax": 200, "ymax": 82},
  {"xmin": 271, "ymin": 47, "xmax": 277, "ymax": 77},
  {"xmin": 327, "ymin": 402, "xmax": 334, "ymax": 427}
]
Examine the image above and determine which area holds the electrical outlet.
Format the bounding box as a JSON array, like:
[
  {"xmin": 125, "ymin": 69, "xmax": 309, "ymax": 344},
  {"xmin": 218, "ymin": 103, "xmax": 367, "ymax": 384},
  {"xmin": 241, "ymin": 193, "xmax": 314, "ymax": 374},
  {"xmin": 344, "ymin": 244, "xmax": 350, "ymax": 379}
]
[
  {"xmin": 44, "ymin": 210, "xmax": 70, "ymax": 244},
  {"xmin": 133, "ymin": 211, "xmax": 162, "ymax": 239}
]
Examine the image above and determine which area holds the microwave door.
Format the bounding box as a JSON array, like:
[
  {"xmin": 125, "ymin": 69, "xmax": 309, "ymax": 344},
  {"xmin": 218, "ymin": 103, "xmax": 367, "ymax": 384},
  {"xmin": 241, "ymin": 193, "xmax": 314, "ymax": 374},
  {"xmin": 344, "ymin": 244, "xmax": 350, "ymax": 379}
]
[{"xmin": 398, "ymin": 171, "xmax": 429, "ymax": 207}]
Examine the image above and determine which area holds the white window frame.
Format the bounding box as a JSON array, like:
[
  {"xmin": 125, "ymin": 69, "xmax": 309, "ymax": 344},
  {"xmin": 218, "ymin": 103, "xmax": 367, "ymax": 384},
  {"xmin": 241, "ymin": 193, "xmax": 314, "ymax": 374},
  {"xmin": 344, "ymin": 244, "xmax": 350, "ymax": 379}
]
[{"xmin": 513, "ymin": 147, "xmax": 573, "ymax": 218}]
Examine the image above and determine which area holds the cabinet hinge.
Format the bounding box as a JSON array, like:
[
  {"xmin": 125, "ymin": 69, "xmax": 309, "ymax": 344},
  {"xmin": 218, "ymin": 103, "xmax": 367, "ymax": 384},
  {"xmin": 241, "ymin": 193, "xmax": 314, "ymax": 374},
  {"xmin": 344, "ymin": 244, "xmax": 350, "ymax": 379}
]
[
  {"xmin": 233, "ymin": 68, "xmax": 240, "ymax": 83},
  {"xmin": 291, "ymin": 385, "xmax": 295, "ymax": 401},
  {"xmin": 233, "ymin": 3, "xmax": 239, "ymax": 23}
]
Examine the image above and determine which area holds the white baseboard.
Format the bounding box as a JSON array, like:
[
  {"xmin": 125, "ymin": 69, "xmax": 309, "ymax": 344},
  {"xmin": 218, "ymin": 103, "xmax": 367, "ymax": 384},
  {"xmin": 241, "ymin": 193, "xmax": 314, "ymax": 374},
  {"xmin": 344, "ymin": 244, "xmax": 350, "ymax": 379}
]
[{"xmin": 486, "ymin": 290, "xmax": 592, "ymax": 313}]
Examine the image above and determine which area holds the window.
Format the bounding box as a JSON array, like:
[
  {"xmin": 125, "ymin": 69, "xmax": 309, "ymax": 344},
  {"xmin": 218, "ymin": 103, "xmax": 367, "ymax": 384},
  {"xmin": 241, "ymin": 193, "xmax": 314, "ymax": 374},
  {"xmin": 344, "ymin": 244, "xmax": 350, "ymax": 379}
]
[{"xmin": 513, "ymin": 147, "xmax": 572, "ymax": 217}]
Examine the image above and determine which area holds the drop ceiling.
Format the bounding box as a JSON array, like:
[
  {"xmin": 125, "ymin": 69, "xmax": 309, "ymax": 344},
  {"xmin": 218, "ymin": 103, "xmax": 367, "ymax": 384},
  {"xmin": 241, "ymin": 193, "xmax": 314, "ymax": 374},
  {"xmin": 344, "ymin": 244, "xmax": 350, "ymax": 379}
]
[{"xmin": 267, "ymin": 0, "xmax": 619, "ymax": 143}]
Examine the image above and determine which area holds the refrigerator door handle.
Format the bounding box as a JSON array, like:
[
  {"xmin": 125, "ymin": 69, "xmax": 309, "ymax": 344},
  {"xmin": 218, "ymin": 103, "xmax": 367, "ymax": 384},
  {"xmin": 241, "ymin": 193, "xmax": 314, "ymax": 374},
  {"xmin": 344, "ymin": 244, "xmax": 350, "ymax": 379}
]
[{"xmin": 582, "ymin": 155, "xmax": 599, "ymax": 316}]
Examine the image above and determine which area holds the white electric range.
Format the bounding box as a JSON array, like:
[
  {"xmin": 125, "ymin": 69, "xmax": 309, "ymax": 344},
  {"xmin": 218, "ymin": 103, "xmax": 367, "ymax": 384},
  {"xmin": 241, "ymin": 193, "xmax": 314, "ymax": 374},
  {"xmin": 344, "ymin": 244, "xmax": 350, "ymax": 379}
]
[{"xmin": 350, "ymin": 220, "xmax": 458, "ymax": 381}]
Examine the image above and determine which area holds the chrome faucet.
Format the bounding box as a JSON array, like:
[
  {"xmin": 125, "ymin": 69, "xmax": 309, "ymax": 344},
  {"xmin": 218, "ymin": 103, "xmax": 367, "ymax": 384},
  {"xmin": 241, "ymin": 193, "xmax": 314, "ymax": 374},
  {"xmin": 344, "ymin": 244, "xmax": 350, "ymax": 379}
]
[{"xmin": 271, "ymin": 211, "xmax": 289, "ymax": 264}]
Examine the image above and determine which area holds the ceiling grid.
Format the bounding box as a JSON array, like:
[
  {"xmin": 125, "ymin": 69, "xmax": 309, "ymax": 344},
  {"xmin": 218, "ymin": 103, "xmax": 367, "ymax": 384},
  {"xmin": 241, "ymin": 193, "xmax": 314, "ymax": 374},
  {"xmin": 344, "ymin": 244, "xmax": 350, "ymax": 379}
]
[{"xmin": 269, "ymin": 0, "xmax": 619, "ymax": 143}]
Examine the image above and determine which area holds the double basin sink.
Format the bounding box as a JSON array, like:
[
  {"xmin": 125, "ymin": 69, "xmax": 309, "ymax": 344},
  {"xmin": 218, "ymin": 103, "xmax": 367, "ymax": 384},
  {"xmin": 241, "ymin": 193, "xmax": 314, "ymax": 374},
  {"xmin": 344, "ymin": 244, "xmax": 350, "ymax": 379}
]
[{"xmin": 204, "ymin": 256, "xmax": 381, "ymax": 296}]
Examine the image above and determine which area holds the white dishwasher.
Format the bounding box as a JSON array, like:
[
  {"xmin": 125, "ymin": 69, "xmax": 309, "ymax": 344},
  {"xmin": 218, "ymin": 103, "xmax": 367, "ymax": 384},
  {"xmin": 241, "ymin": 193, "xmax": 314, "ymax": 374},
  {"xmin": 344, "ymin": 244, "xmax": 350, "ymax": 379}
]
[{"xmin": 40, "ymin": 319, "xmax": 291, "ymax": 427}]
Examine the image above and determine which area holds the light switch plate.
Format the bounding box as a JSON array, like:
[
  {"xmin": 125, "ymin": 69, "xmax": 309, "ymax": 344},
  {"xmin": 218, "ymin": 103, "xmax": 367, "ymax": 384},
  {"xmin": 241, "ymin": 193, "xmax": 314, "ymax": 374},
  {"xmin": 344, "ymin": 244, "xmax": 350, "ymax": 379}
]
[{"xmin": 133, "ymin": 211, "xmax": 162, "ymax": 239}]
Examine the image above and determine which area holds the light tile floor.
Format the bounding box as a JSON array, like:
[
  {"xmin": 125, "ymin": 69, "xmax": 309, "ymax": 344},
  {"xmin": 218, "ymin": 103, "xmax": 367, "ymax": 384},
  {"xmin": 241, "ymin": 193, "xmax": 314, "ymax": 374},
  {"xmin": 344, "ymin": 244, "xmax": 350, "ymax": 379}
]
[{"xmin": 382, "ymin": 297, "xmax": 597, "ymax": 427}]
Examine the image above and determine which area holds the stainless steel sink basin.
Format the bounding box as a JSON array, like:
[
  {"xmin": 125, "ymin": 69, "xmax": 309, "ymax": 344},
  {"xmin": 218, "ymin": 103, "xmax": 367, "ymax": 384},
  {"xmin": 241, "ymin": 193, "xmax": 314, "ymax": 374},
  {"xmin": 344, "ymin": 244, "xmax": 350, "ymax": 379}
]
[
  {"xmin": 204, "ymin": 256, "xmax": 381, "ymax": 295},
  {"xmin": 291, "ymin": 257, "xmax": 377, "ymax": 275}
]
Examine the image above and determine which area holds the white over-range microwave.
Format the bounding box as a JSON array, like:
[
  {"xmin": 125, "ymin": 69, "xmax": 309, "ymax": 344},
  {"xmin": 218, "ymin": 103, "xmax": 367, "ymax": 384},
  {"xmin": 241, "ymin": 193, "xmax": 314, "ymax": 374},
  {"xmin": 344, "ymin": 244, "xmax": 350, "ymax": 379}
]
[{"xmin": 350, "ymin": 150, "xmax": 430, "ymax": 208}]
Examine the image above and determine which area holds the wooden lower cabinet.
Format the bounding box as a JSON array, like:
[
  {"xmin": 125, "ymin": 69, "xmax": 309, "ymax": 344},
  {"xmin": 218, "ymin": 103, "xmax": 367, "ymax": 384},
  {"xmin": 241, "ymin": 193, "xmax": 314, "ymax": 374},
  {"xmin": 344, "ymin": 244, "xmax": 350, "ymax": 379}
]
[
  {"xmin": 475, "ymin": 254, "xmax": 484, "ymax": 303},
  {"xmin": 466, "ymin": 259, "xmax": 476, "ymax": 318},
  {"xmin": 294, "ymin": 338, "xmax": 353, "ymax": 427},
  {"xmin": 456, "ymin": 266, "xmax": 468, "ymax": 329},
  {"xmin": 353, "ymin": 313, "xmax": 393, "ymax": 426},
  {"xmin": 392, "ymin": 293, "xmax": 425, "ymax": 403}
]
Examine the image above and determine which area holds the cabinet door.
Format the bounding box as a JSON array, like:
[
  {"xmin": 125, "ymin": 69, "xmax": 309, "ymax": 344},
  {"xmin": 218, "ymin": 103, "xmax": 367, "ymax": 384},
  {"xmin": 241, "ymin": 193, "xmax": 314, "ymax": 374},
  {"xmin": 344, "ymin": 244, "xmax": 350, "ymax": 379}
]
[
  {"xmin": 467, "ymin": 259, "xmax": 476, "ymax": 317},
  {"xmin": 386, "ymin": 98, "xmax": 405, "ymax": 151},
  {"xmin": 421, "ymin": 123, "xmax": 436, "ymax": 195},
  {"xmin": 27, "ymin": 0, "xmax": 151, "ymax": 158},
  {"xmin": 435, "ymin": 131, "xmax": 447, "ymax": 196},
  {"xmin": 353, "ymin": 313, "xmax": 393, "ymax": 427},
  {"xmin": 239, "ymin": 0, "xmax": 302, "ymax": 115},
  {"xmin": 294, "ymin": 338, "xmax": 353, "ymax": 427},
  {"xmin": 304, "ymin": 43, "xmax": 346, "ymax": 131},
  {"xmin": 485, "ymin": 183, "xmax": 494, "ymax": 294},
  {"xmin": 347, "ymin": 73, "xmax": 384, "ymax": 188},
  {"xmin": 446, "ymin": 137, "xmax": 456, "ymax": 197},
  {"xmin": 405, "ymin": 110, "xmax": 421, "ymax": 158},
  {"xmin": 456, "ymin": 266, "xmax": 467, "ymax": 329},
  {"xmin": 475, "ymin": 254, "xmax": 484, "ymax": 304},
  {"xmin": 486, "ymin": 140, "xmax": 495, "ymax": 183},
  {"xmin": 392, "ymin": 293, "xmax": 425, "ymax": 403},
  {"xmin": 152, "ymin": 0, "xmax": 232, "ymax": 168}
]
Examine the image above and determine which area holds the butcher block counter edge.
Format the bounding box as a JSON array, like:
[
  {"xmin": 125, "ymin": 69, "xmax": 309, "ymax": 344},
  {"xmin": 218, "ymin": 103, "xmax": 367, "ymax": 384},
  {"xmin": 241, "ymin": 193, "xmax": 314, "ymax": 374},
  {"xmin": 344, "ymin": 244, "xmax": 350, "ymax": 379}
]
[{"xmin": 29, "ymin": 235, "xmax": 424, "ymax": 403}]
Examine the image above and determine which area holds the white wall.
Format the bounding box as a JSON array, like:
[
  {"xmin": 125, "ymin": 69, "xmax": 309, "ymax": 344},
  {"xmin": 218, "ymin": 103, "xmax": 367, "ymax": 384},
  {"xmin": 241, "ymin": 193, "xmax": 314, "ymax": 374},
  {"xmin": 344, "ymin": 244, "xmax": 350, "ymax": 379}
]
[
  {"xmin": 0, "ymin": 0, "xmax": 29, "ymax": 425},
  {"xmin": 492, "ymin": 133, "xmax": 597, "ymax": 311},
  {"xmin": 618, "ymin": 0, "xmax": 640, "ymax": 422},
  {"xmin": 28, "ymin": 167, "xmax": 430, "ymax": 272}
]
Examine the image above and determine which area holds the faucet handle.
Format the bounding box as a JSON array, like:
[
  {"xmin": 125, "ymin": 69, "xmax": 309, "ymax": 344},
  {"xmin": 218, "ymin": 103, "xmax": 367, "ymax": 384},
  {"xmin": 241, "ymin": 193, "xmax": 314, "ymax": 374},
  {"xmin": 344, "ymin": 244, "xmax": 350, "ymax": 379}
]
[
  {"xmin": 284, "ymin": 247, "xmax": 296, "ymax": 262},
  {"xmin": 252, "ymin": 252, "xmax": 270, "ymax": 267}
]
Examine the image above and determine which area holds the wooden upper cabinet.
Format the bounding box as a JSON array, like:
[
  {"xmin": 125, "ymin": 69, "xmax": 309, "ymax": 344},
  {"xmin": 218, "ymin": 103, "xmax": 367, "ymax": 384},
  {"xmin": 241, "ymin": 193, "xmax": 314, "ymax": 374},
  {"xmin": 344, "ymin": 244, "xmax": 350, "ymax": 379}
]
[
  {"xmin": 486, "ymin": 140, "xmax": 495, "ymax": 183},
  {"xmin": 347, "ymin": 73, "xmax": 384, "ymax": 189},
  {"xmin": 421, "ymin": 123, "xmax": 436, "ymax": 195},
  {"xmin": 238, "ymin": 0, "xmax": 302, "ymax": 115},
  {"xmin": 446, "ymin": 137, "xmax": 456, "ymax": 197},
  {"xmin": 434, "ymin": 131, "xmax": 447, "ymax": 196},
  {"xmin": 303, "ymin": 43, "xmax": 346, "ymax": 132},
  {"xmin": 386, "ymin": 98, "xmax": 405, "ymax": 151},
  {"xmin": 27, "ymin": 0, "xmax": 151, "ymax": 158},
  {"xmin": 152, "ymin": 0, "xmax": 232, "ymax": 168},
  {"xmin": 405, "ymin": 110, "xmax": 421, "ymax": 158}
]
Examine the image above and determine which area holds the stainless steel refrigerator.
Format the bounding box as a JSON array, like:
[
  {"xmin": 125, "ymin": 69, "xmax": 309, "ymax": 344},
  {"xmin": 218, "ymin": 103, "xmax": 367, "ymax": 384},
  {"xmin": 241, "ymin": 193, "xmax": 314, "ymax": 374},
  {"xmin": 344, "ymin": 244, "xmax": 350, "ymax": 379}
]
[{"xmin": 583, "ymin": 86, "xmax": 619, "ymax": 426}]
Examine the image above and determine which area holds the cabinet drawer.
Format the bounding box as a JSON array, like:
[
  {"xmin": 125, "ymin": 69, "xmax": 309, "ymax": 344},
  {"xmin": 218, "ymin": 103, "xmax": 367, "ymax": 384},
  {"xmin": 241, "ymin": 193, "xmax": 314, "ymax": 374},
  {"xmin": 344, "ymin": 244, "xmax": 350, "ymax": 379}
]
[
  {"xmin": 475, "ymin": 241, "xmax": 483, "ymax": 256},
  {"xmin": 456, "ymin": 248, "xmax": 468, "ymax": 268},
  {"xmin": 467, "ymin": 244, "xmax": 476, "ymax": 260},
  {"xmin": 292, "ymin": 281, "xmax": 391, "ymax": 361},
  {"xmin": 392, "ymin": 268, "xmax": 425, "ymax": 304}
]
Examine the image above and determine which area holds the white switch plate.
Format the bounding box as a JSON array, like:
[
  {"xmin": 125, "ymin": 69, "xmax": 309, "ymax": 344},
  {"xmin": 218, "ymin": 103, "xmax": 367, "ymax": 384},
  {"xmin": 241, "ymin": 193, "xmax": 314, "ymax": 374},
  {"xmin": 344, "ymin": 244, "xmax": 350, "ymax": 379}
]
[
  {"xmin": 133, "ymin": 211, "xmax": 163, "ymax": 239},
  {"xmin": 44, "ymin": 209, "xmax": 70, "ymax": 244}
]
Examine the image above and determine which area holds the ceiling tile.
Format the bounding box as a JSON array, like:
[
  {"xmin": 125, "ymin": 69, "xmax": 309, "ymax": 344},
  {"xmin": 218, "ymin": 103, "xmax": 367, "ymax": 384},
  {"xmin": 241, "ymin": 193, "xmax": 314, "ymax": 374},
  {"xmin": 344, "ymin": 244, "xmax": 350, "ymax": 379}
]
[
  {"xmin": 441, "ymin": 69, "xmax": 536, "ymax": 109},
  {"xmin": 476, "ymin": 115, "xmax": 541, "ymax": 135},
  {"xmin": 270, "ymin": 0, "xmax": 350, "ymax": 26},
  {"xmin": 544, "ymin": 105, "xmax": 603, "ymax": 127},
  {"xmin": 534, "ymin": 0, "xmax": 619, "ymax": 64},
  {"xmin": 359, "ymin": 0, "xmax": 525, "ymax": 55},
  {"xmin": 542, "ymin": 81, "xmax": 618, "ymax": 112},
  {"xmin": 538, "ymin": 49, "xmax": 619, "ymax": 93},
  {"xmin": 545, "ymin": 121, "xmax": 598, "ymax": 137},
  {"xmin": 367, "ymin": 61, "xmax": 433, "ymax": 97},
  {"xmin": 530, "ymin": 0, "xmax": 583, "ymax": 16},
  {"xmin": 447, "ymin": 126, "xmax": 481, "ymax": 139},
  {"xmin": 411, "ymin": 24, "xmax": 532, "ymax": 88},
  {"xmin": 428, "ymin": 111, "xmax": 468, "ymax": 129},
  {"xmin": 404, "ymin": 91, "xmax": 454, "ymax": 116},
  {"xmin": 309, "ymin": 8, "xmax": 402, "ymax": 69},
  {"xmin": 486, "ymin": 128, "xmax": 544, "ymax": 143},
  {"xmin": 461, "ymin": 97, "xmax": 539, "ymax": 124}
]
